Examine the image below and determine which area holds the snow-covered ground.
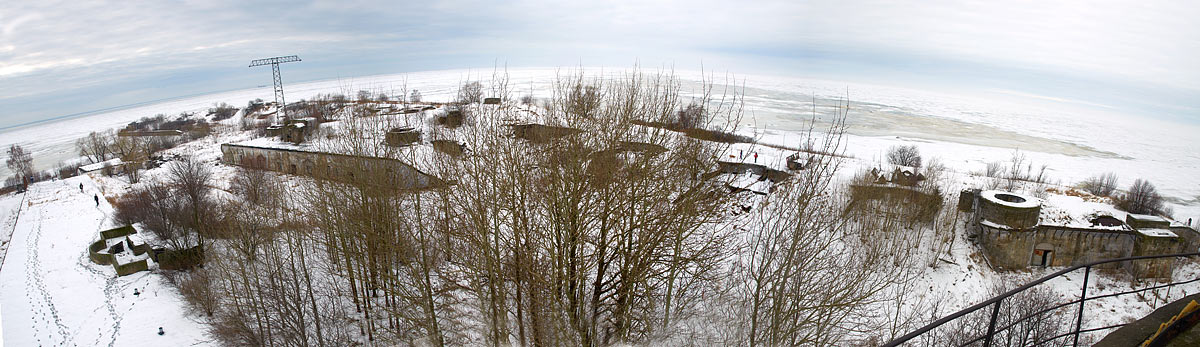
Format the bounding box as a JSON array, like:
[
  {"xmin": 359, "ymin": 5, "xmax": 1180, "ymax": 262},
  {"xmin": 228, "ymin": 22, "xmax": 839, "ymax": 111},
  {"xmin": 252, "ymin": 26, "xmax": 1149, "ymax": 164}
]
[
  {"xmin": 0, "ymin": 175, "xmax": 212, "ymax": 346},
  {"xmin": 0, "ymin": 191, "xmax": 25, "ymax": 271},
  {"xmin": 0, "ymin": 67, "xmax": 1197, "ymax": 344},
  {"xmin": 3, "ymin": 68, "xmax": 1195, "ymax": 220}
]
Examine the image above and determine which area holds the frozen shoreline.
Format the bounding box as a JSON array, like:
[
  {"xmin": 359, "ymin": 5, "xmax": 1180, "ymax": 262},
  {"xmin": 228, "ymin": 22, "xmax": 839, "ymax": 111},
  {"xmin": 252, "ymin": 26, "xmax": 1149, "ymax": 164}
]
[{"xmin": 1, "ymin": 67, "xmax": 1196, "ymax": 219}]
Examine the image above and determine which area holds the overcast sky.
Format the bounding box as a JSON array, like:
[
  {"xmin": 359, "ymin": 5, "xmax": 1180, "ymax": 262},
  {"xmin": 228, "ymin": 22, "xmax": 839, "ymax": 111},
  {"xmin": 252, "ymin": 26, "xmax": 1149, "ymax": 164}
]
[{"xmin": 1, "ymin": 0, "xmax": 1198, "ymax": 129}]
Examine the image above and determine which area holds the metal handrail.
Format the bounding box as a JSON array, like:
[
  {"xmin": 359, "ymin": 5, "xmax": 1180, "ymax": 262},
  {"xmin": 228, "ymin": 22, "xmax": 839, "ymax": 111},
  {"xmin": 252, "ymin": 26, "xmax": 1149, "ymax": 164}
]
[
  {"xmin": 884, "ymin": 252, "xmax": 1200, "ymax": 347},
  {"xmin": 960, "ymin": 275, "xmax": 1200, "ymax": 346}
]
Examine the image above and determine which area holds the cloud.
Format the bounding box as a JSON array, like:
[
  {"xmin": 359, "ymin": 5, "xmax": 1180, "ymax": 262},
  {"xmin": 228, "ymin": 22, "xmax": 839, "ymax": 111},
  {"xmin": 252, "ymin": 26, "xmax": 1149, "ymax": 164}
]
[{"xmin": 0, "ymin": 0, "xmax": 1197, "ymax": 128}]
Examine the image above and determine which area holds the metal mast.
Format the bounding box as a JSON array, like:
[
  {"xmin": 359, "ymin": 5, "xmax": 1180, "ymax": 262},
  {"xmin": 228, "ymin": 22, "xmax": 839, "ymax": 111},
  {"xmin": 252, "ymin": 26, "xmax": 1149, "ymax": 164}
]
[{"xmin": 249, "ymin": 55, "xmax": 301, "ymax": 121}]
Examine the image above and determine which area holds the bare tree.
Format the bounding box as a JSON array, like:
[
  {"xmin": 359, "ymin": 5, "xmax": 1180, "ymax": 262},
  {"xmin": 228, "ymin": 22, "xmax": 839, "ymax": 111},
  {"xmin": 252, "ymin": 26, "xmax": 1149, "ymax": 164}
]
[
  {"xmin": 113, "ymin": 136, "xmax": 146, "ymax": 183},
  {"xmin": 231, "ymin": 163, "xmax": 275, "ymax": 206},
  {"xmin": 1079, "ymin": 172, "xmax": 1119, "ymax": 197},
  {"xmin": 6, "ymin": 144, "xmax": 33, "ymax": 188},
  {"xmin": 457, "ymin": 81, "xmax": 483, "ymax": 105},
  {"xmin": 76, "ymin": 130, "xmax": 115, "ymax": 164},
  {"xmin": 735, "ymin": 97, "xmax": 922, "ymax": 346},
  {"xmin": 886, "ymin": 144, "xmax": 922, "ymax": 168},
  {"xmin": 162, "ymin": 155, "xmax": 217, "ymax": 248},
  {"xmin": 920, "ymin": 280, "xmax": 1070, "ymax": 346},
  {"xmin": 1119, "ymin": 178, "xmax": 1164, "ymax": 215}
]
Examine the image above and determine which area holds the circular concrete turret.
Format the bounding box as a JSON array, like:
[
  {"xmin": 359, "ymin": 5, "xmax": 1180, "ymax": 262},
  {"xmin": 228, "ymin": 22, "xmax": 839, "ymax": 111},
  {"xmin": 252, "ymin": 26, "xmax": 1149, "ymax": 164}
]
[{"xmin": 978, "ymin": 190, "xmax": 1041, "ymax": 229}]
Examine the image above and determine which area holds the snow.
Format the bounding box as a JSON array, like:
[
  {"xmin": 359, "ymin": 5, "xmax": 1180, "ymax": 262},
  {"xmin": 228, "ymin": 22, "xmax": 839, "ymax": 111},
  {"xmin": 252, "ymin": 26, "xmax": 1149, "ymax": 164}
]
[
  {"xmin": 0, "ymin": 192, "xmax": 25, "ymax": 271},
  {"xmin": 980, "ymin": 219, "xmax": 1013, "ymax": 230},
  {"xmin": 726, "ymin": 173, "xmax": 771, "ymax": 195},
  {"xmin": 1128, "ymin": 213, "xmax": 1169, "ymax": 223},
  {"xmin": 0, "ymin": 176, "xmax": 212, "ymax": 346},
  {"xmin": 1136, "ymin": 228, "xmax": 1178, "ymax": 238},
  {"xmin": 1, "ymin": 68, "xmax": 1195, "ymax": 221},
  {"xmin": 79, "ymin": 158, "xmax": 124, "ymax": 173},
  {"xmin": 1038, "ymin": 191, "xmax": 1130, "ymax": 229},
  {"xmin": 980, "ymin": 190, "xmax": 1041, "ymax": 209},
  {"xmin": 722, "ymin": 142, "xmax": 792, "ymax": 172},
  {"xmin": 1, "ymin": 67, "xmax": 1199, "ymax": 344}
]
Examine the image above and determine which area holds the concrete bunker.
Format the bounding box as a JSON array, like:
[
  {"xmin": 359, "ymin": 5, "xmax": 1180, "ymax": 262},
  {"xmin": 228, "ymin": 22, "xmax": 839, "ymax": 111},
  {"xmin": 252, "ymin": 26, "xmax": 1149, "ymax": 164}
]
[
  {"xmin": 509, "ymin": 123, "xmax": 583, "ymax": 143},
  {"xmin": 977, "ymin": 190, "xmax": 1041, "ymax": 230},
  {"xmin": 386, "ymin": 127, "xmax": 422, "ymax": 146}
]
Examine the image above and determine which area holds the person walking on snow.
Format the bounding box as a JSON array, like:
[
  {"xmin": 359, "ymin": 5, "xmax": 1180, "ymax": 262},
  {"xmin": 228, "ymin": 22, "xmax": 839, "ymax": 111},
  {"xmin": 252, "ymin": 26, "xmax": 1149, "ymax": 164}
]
[
  {"xmin": 94, "ymin": 194, "xmax": 99, "ymax": 206},
  {"xmin": 79, "ymin": 183, "xmax": 83, "ymax": 192}
]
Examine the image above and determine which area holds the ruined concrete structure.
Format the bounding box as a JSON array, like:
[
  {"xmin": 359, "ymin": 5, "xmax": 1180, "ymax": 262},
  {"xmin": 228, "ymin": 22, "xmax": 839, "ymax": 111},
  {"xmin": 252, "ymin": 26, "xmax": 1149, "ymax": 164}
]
[
  {"xmin": 87, "ymin": 225, "xmax": 150, "ymax": 276},
  {"xmin": 117, "ymin": 129, "xmax": 184, "ymax": 137},
  {"xmin": 509, "ymin": 123, "xmax": 583, "ymax": 143},
  {"xmin": 221, "ymin": 143, "xmax": 441, "ymax": 189},
  {"xmin": 385, "ymin": 127, "xmax": 421, "ymax": 146},
  {"xmin": 964, "ymin": 189, "xmax": 1200, "ymax": 278},
  {"xmin": 265, "ymin": 118, "xmax": 318, "ymax": 144}
]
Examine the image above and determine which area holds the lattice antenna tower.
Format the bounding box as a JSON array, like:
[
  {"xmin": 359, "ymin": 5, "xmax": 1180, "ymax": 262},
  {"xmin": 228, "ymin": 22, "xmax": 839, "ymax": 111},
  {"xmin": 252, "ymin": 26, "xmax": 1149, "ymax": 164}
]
[{"xmin": 249, "ymin": 55, "xmax": 302, "ymax": 121}]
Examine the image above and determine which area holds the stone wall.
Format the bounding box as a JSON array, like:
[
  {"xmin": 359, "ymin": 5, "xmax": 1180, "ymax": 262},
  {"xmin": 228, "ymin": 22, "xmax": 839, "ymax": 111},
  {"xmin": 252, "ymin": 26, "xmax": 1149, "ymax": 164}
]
[
  {"xmin": 221, "ymin": 143, "xmax": 443, "ymax": 189},
  {"xmin": 1037, "ymin": 226, "xmax": 1136, "ymax": 267},
  {"xmin": 1129, "ymin": 234, "xmax": 1184, "ymax": 279},
  {"xmin": 978, "ymin": 224, "xmax": 1136, "ymax": 270},
  {"xmin": 972, "ymin": 190, "xmax": 1191, "ymax": 279},
  {"xmin": 976, "ymin": 191, "xmax": 1040, "ymax": 230},
  {"xmin": 1171, "ymin": 227, "xmax": 1200, "ymax": 253}
]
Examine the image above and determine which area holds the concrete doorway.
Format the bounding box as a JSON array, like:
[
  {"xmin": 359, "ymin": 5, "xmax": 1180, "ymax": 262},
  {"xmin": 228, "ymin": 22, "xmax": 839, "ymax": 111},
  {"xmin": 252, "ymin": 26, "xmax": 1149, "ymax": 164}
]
[{"xmin": 1032, "ymin": 244, "xmax": 1054, "ymax": 267}]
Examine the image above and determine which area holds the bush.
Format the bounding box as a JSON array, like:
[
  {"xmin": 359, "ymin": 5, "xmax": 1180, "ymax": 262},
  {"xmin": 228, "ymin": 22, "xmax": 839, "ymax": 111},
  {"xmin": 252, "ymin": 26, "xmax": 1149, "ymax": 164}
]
[
  {"xmin": 209, "ymin": 103, "xmax": 238, "ymax": 121},
  {"xmin": 683, "ymin": 128, "xmax": 753, "ymax": 144},
  {"xmin": 1117, "ymin": 178, "xmax": 1164, "ymax": 215},
  {"xmin": 886, "ymin": 144, "xmax": 922, "ymax": 168},
  {"xmin": 1079, "ymin": 172, "xmax": 1119, "ymax": 197},
  {"xmin": 673, "ymin": 103, "xmax": 705, "ymax": 130},
  {"xmin": 458, "ymin": 81, "xmax": 483, "ymax": 105}
]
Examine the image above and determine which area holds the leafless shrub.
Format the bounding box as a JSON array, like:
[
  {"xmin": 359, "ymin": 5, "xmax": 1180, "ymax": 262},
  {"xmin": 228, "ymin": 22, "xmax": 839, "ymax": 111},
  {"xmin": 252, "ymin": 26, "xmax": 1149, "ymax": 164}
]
[
  {"xmin": 6, "ymin": 144, "xmax": 33, "ymax": 187},
  {"xmin": 457, "ymin": 81, "xmax": 483, "ymax": 105},
  {"xmin": 672, "ymin": 103, "xmax": 705, "ymax": 130},
  {"xmin": 208, "ymin": 102, "xmax": 238, "ymax": 121},
  {"xmin": 176, "ymin": 268, "xmax": 218, "ymax": 317},
  {"xmin": 985, "ymin": 161, "xmax": 1003, "ymax": 178},
  {"xmin": 230, "ymin": 163, "xmax": 276, "ymax": 206},
  {"xmin": 921, "ymin": 280, "xmax": 1069, "ymax": 346},
  {"xmin": 887, "ymin": 144, "xmax": 922, "ymax": 168},
  {"xmin": 1079, "ymin": 172, "xmax": 1119, "ymax": 197},
  {"xmin": 56, "ymin": 162, "xmax": 81, "ymax": 179},
  {"xmin": 76, "ymin": 130, "xmax": 115, "ymax": 164},
  {"xmin": 1118, "ymin": 178, "xmax": 1165, "ymax": 215},
  {"xmin": 113, "ymin": 188, "xmax": 152, "ymax": 227}
]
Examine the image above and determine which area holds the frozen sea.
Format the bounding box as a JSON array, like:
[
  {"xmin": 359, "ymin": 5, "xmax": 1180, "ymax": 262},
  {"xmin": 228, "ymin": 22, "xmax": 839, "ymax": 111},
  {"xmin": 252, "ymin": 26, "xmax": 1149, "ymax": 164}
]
[{"xmin": 1, "ymin": 67, "xmax": 1197, "ymax": 219}]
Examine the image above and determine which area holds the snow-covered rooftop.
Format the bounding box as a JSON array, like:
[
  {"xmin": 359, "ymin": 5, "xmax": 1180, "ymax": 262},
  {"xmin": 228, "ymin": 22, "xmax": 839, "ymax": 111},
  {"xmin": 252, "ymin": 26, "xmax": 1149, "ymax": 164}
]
[
  {"xmin": 79, "ymin": 158, "xmax": 123, "ymax": 172},
  {"xmin": 726, "ymin": 173, "xmax": 771, "ymax": 195},
  {"xmin": 1038, "ymin": 191, "xmax": 1129, "ymax": 230},
  {"xmin": 1128, "ymin": 213, "xmax": 1168, "ymax": 223},
  {"xmin": 980, "ymin": 190, "xmax": 1041, "ymax": 209},
  {"xmin": 1136, "ymin": 228, "xmax": 1177, "ymax": 238}
]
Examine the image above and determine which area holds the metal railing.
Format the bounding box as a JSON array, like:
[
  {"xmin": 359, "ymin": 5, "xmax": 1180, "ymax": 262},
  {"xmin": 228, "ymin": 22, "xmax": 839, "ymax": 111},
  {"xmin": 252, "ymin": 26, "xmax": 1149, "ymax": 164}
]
[{"xmin": 884, "ymin": 252, "xmax": 1200, "ymax": 347}]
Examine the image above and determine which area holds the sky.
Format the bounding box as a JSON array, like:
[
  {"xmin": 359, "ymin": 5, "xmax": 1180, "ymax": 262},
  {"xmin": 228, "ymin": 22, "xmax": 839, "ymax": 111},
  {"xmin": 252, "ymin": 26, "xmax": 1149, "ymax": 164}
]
[{"xmin": 1, "ymin": 0, "xmax": 1198, "ymax": 130}]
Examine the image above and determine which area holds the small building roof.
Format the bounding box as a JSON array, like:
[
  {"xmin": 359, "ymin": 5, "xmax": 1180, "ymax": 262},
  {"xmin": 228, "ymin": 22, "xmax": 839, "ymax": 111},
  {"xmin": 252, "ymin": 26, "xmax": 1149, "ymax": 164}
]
[
  {"xmin": 980, "ymin": 190, "xmax": 1041, "ymax": 209},
  {"xmin": 1135, "ymin": 228, "xmax": 1177, "ymax": 238},
  {"xmin": 79, "ymin": 158, "xmax": 124, "ymax": 173},
  {"xmin": 1127, "ymin": 214, "xmax": 1168, "ymax": 223}
]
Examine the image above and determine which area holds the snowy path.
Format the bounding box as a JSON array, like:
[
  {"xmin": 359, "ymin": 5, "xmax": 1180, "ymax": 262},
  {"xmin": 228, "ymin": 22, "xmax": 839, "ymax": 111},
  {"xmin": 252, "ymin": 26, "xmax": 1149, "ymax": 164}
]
[{"xmin": 0, "ymin": 176, "xmax": 213, "ymax": 346}]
